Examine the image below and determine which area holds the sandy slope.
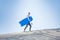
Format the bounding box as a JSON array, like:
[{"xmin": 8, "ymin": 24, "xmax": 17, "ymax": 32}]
[{"xmin": 0, "ymin": 29, "xmax": 60, "ymax": 40}]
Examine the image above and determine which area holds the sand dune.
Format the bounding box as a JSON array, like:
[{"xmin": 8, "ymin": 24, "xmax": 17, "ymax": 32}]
[{"xmin": 0, "ymin": 29, "xmax": 60, "ymax": 40}]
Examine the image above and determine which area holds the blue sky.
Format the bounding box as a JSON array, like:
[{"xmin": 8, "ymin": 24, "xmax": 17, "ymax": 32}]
[{"xmin": 0, "ymin": 0, "xmax": 60, "ymax": 34}]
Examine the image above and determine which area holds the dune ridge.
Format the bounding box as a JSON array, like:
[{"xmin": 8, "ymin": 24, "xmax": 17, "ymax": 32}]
[{"xmin": 0, "ymin": 29, "xmax": 60, "ymax": 40}]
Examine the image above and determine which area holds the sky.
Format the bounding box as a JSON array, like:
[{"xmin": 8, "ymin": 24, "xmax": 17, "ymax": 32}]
[{"xmin": 0, "ymin": 0, "xmax": 60, "ymax": 34}]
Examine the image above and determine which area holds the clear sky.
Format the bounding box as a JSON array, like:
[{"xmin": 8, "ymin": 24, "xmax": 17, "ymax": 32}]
[{"xmin": 0, "ymin": 0, "xmax": 60, "ymax": 34}]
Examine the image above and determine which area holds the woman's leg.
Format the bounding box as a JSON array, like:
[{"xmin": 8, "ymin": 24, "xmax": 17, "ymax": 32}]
[
  {"xmin": 24, "ymin": 24, "xmax": 28, "ymax": 32},
  {"xmin": 29, "ymin": 23, "xmax": 32, "ymax": 31}
]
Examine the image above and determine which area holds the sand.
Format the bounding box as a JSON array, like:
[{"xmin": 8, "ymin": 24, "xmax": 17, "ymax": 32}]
[{"xmin": 0, "ymin": 29, "xmax": 60, "ymax": 40}]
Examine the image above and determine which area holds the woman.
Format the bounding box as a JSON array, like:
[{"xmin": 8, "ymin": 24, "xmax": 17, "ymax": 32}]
[{"xmin": 24, "ymin": 12, "xmax": 32, "ymax": 32}]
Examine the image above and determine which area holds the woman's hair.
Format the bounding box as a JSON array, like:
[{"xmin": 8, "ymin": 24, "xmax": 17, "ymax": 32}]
[{"xmin": 28, "ymin": 12, "xmax": 30, "ymax": 15}]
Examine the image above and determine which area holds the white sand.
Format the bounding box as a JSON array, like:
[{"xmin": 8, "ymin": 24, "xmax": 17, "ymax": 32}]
[{"xmin": 0, "ymin": 29, "xmax": 60, "ymax": 40}]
